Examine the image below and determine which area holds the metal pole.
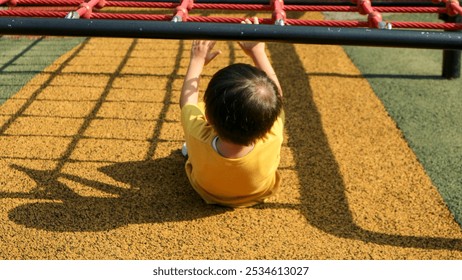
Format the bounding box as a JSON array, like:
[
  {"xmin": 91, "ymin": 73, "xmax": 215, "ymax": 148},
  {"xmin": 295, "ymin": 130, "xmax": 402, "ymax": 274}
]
[
  {"xmin": 440, "ymin": 14, "xmax": 461, "ymax": 79},
  {"xmin": 0, "ymin": 17, "xmax": 461, "ymax": 50}
]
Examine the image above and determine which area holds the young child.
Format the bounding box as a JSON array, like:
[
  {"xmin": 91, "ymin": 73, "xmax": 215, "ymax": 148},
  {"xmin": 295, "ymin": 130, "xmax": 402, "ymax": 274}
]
[{"xmin": 180, "ymin": 18, "xmax": 284, "ymax": 208}]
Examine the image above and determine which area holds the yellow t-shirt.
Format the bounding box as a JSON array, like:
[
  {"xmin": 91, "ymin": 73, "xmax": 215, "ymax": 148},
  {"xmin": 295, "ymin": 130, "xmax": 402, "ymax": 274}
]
[{"xmin": 181, "ymin": 103, "xmax": 285, "ymax": 207}]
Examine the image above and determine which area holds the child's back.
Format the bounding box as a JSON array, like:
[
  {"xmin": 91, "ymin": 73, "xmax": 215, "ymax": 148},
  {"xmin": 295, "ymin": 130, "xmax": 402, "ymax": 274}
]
[
  {"xmin": 180, "ymin": 18, "xmax": 284, "ymax": 207},
  {"xmin": 181, "ymin": 98, "xmax": 284, "ymax": 207}
]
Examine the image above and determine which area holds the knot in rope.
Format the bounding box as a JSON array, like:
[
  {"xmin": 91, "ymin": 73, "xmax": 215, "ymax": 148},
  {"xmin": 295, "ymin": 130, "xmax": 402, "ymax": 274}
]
[
  {"xmin": 368, "ymin": 11, "xmax": 383, "ymax": 28},
  {"xmin": 78, "ymin": 3, "xmax": 92, "ymax": 19},
  {"xmin": 67, "ymin": 0, "xmax": 106, "ymax": 19},
  {"xmin": 352, "ymin": 0, "xmax": 374, "ymax": 15},
  {"xmin": 271, "ymin": 0, "xmax": 286, "ymax": 25},
  {"xmin": 446, "ymin": 0, "xmax": 462, "ymax": 16},
  {"xmin": 2, "ymin": 0, "xmax": 17, "ymax": 6},
  {"xmin": 351, "ymin": 0, "xmax": 389, "ymax": 29},
  {"xmin": 173, "ymin": 0, "xmax": 194, "ymax": 22}
]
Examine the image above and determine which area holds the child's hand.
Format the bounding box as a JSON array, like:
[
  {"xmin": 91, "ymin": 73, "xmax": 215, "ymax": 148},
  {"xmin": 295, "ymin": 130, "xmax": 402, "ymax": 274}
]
[
  {"xmin": 191, "ymin": 40, "xmax": 221, "ymax": 66},
  {"xmin": 238, "ymin": 17, "xmax": 282, "ymax": 97},
  {"xmin": 238, "ymin": 17, "xmax": 265, "ymax": 57}
]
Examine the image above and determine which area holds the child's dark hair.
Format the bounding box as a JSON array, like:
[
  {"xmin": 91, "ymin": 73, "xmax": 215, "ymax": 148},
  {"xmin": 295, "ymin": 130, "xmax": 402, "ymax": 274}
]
[{"xmin": 204, "ymin": 63, "xmax": 282, "ymax": 146}]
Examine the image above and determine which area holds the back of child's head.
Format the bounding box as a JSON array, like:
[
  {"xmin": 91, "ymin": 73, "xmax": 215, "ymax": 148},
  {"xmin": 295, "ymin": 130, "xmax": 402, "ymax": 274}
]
[{"xmin": 204, "ymin": 63, "xmax": 282, "ymax": 146}]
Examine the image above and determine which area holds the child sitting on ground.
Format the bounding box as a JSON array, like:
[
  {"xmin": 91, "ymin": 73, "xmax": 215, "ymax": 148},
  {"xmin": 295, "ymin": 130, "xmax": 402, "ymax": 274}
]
[{"xmin": 180, "ymin": 18, "xmax": 284, "ymax": 207}]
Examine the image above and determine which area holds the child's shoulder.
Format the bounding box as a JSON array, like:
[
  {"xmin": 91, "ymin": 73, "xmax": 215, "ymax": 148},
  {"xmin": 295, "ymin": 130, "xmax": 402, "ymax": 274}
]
[{"xmin": 181, "ymin": 103, "xmax": 206, "ymax": 117}]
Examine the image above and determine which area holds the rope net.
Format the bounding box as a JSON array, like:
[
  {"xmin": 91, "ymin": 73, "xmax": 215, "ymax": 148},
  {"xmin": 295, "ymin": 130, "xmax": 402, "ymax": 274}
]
[{"xmin": 0, "ymin": 0, "xmax": 461, "ymax": 30}]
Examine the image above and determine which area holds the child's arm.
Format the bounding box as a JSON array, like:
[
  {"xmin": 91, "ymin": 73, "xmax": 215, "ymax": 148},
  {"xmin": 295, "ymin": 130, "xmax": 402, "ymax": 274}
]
[
  {"xmin": 180, "ymin": 40, "xmax": 221, "ymax": 108},
  {"xmin": 238, "ymin": 17, "xmax": 282, "ymax": 96}
]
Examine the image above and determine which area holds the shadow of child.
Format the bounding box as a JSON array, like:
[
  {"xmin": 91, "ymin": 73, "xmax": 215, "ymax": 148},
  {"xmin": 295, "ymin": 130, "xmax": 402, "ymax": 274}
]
[{"xmin": 8, "ymin": 151, "xmax": 229, "ymax": 232}]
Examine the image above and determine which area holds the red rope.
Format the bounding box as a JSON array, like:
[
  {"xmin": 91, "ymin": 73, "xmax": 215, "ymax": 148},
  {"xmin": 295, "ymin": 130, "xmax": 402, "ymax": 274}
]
[
  {"xmin": 93, "ymin": 12, "xmax": 172, "ymax": 21},
  {"xmin": 1, "ymin": 8, "xmax": 460, "ymax": 30},
  {"xmin": 171, "ymin": 0, "xmax": 193, "ymax": 22},
  {"xmin": 72, "ymin": 0, "xmax": 105, "ymax": 19},
  {"xmin": 0, "ymin": 1, "xmax": 450, "ymax": 14},
  {"xmin": 0, "ymin": 0, "xmax": 17, "ymax": 5},
  {"xmin": 272, "ymin": 0, "xmax": 286, "ymax": 25},
  {"xmin": 0, "ymin": 9, "xmax": 67, "ymax": 17},
  {"xmin": 1, "ymin": 0, "xmax": 74, "ymax": 5},
  {"xmin": 447, "ymin": 0, "xmax": 462, "ymax": 15},
  {"xmin": 106, "ymin": 1, "xmax": 176, "ymax": 9},
  {"xmin": 1, "ymin": 0, "xmax": 462, "ymax": 30},
  {"xmin": 392, "ymin": 20, "xmax": 462, "ymax": 29}
]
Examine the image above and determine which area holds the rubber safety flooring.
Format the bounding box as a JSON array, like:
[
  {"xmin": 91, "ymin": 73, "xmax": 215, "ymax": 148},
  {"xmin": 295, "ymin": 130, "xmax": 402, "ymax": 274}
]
[{"xmin": 0, "ymin": 12, "xmax": 461, "ymax": 259}]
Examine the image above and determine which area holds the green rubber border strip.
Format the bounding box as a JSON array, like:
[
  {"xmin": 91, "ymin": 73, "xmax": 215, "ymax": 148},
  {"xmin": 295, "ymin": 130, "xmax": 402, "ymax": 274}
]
[
  {"xmin": 0, "ymin": 36, "xmax": 85, "ymax": 105},
  {"xmin": 342, "ymin": 13, "xmax": 462, "ymax": 226}
]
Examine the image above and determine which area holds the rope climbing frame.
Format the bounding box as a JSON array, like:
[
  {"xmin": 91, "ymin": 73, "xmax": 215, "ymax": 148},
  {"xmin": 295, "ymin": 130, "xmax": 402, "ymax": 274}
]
[{"xmin": 0, "ymin": 0, "xmax": 461, "ymax": 77}]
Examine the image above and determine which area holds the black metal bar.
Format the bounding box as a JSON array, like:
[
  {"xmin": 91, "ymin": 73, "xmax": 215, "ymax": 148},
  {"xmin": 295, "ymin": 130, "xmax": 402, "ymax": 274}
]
[
  {"xmin": 1, "ymin": 17, "xmax": 461, "ymax": 50},
  {"xmin": 440, "ymin": 14, "xmax": 461, "ymax": 79}
]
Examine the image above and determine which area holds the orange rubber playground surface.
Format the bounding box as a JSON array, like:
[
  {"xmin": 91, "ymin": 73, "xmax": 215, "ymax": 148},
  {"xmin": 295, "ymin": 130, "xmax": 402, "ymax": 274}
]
[{"xmin": 1, "ymin": 11, "xmax": 462, "ymax": 259}]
